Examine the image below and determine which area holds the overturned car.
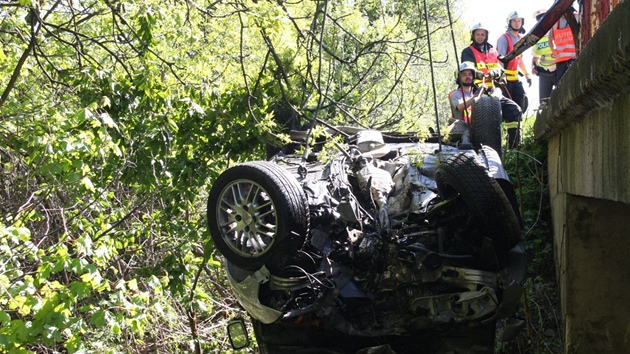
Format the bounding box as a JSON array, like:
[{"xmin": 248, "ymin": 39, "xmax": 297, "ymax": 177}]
[{"xmin": 207, "ymin": 127, "xmax": 527, "ymax": 353}]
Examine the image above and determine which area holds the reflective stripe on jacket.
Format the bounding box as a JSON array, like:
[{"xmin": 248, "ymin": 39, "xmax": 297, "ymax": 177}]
[
  {"xmin": 501, "ymin": 33, "xmax": 522, "ymax": 82},
  {"xmin": 552, "ymin": 23, "xmax": 576, "ymax": 63},
  {"xmin": 470, "ymin": 45, "xmax": 500, "ymax": 88}
]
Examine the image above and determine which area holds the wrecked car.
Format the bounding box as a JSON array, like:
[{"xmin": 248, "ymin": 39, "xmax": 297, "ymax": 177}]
[{"xmin": 206, "ymin": 126, "xmax": 527, "ymax": 353}]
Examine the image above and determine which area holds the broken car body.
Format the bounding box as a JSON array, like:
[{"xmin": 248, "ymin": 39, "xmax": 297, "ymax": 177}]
[{"xmin": 207, "ymin": 127, "xmax": 527, "ymax": 353}]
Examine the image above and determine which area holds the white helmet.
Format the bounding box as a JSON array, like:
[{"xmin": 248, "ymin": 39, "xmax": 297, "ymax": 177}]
[
  {"xmin": 471, "ymin": 22, "xmax": 489, "ymax": 34},
  {"xmin": 455, "ymin": 61, "xmax": 477, "ymax": 86},
  {"xmin": 506, "ymin": 11, "xmax": 525, "ymax": 33},
  {"xmin": 459, "ymin": 61, "xmax": 476, "ymax": 73},
  {"xmin": 470, "ymin": 23, "xmax": 489, "ymax": 42},
  {"xmin": 507, "ymin": 11, "xmax": 524, "ymax": 23},
  {"xmin": 533, "ymin": 9, "xmax": 546, "ymax": 19}
]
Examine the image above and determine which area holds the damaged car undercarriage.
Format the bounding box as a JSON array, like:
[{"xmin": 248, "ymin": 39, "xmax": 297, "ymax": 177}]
[{"xmin": 207, "ymin": 127, "xmax": 527, "ymax": 354}]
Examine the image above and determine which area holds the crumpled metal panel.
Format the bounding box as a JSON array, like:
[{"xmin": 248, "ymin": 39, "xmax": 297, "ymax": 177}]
[
  {"xmin": 225, "ymin": 263, "xmax": 282, "ymax": 324},
  {"xmin": 411, "ymin": 287, "xmax": 499, "ymax": 323}
]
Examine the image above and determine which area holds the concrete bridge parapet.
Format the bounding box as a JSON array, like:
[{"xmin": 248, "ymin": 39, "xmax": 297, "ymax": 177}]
[{"xmin": 534, "ymin": 1, "xmax": 630, "ymax": 352}]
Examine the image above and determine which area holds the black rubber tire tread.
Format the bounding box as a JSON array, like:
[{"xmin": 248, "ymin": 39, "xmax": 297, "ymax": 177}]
[
  {"xmin": 207, "ymin": 161, "xmax": 309, "ymax": 270},
  {"xmin": 471, "ymin": 96, "xmax": 502, "ymax": 155},
  {"xmin": 435, "ymin": 152, "xmax": 521, "ymax": 253}
]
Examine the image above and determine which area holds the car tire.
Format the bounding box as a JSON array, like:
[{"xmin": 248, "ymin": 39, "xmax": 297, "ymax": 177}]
[
  {"xmin": 471, "ymin": 96, "xmax": 502, "ymax": 156},
  {"xmin": 207, "ymin": 161, "xmax": 309, "ymax": 271},
  {"xmin": 435, "ymin": 152, "xmax": 521, "ymax": 254}
]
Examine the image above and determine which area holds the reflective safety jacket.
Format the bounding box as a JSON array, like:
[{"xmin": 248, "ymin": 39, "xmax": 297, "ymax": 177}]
[
  {"xmin": 469, "ymin": 45, "xmax": 500, "ymax": 88},
  {"xmin": 533, "ymin": 35, "xmax": 556, "ymax": 72},
  {"xmin": 500, "ymin": 33, "xmax": 522, "ymax": 82},
  {"xmin": 552, "ymin": 23, "xmax": 576, "ymax": 63}
]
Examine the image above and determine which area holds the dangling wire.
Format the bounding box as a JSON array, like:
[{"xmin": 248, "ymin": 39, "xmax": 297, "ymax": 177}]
[
  {"xmin": 301, "ymin": 1, "xmax": 329, "ymax": 169},
  {"xmin": 445, "ymin": 0, "xmax": 459, "ymax": 69},
  {"xmin": 446, "ymin": 0, "xmax": 473, "ymax": 129},
  {"xmin": 421, "ymin": 0, "xmax": 442, "ymax": 153}
]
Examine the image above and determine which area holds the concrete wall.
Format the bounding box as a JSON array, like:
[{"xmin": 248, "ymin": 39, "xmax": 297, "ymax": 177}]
[{"xmin": 534, "ymin": 0, "xmax": 630, "ymax": 352}]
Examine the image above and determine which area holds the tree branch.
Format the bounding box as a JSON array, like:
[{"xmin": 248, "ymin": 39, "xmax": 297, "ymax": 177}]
[{"xmin": 0, "ymin": 8, "xmax": 40, "ymax": 109}]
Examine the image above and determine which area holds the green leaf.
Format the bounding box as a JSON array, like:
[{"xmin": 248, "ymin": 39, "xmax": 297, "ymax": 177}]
[
  {"xmin": 81, "ymin": 177, "xmax": 95, "ymax": 192},
  {"xmin": 111, "ymin": 322, "xmax": 121, "ymax": 335},
  {"xmin": 65, "ymin": 333, "xmax": 83, "ymax": 353},
  {"xmin": 43, "ymin": 325, "xmax": 62, "ymax": 342},
  {"xmin": 8, "ymin": 295, "xmax": 29, "ymax": 315},
  {"xmin": 0, "ymin": 311, "xmax": 10, "ymax": 326},
  {"xmin": 76, "ymin": 235, "xmax": 93, "ymax": 256},
  {"xmin": 127, "ymin": 278, "xmax": 138, "ymax": 291},
  {"xmin": 10, "ymin": 320, "xmax": 29, "ymax": 342},
  {"xmin": 8, "ymin": 227, "xmax": 31, "ymax": 242},
  {"xmin": 90, "ymin": 309, "xmax": 106, "ymax": 327},
  {"xmin": 101, "ymin": 96, "xmax": 111, "ymax": 108},
  {"xmin": 69, "ymin": 281, "xmax": 91, "ymax": 300}
]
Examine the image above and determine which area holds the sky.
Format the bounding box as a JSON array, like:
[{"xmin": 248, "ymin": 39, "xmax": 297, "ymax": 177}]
[{"xmin": 459, "ymin": 0, "xmax": 573, "ymax": 112}]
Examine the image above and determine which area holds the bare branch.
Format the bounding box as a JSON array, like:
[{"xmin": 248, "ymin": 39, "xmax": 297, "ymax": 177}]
[{"xmin": 0, "ymin": 8, "xmax": 40, "ymax": 109}]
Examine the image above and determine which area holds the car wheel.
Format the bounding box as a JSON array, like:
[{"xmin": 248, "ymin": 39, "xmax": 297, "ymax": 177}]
[
  {"xmin": 471, "ymin": 96, "xmax": 502, "ymax": 156},
  {"xmin": 207, "ymin": 161, "xmax": 309, "ymax": 271},
  {"xmin": 435, "ymin": 152, "xmax": 520, "ymax": 254}
]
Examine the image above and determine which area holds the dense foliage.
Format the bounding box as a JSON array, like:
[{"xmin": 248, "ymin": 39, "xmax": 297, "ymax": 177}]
[
  {"xmin": 499, "ymin": 118, "xmax": 561, "ymax": 354},
  {"xmin": 1, "ymin": 0, "xmax": 474, "ymax": 352}
]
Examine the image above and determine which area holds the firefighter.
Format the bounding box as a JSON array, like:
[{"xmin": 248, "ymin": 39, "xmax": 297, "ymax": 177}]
[
  {"xmin": 461, "ymin": 25, "xmax": 522, "ymax": 148},
  {"xmin": 446, "ymin": 61, "xmax": 478, "ymax": 147},
  {"xmin": 449, "ymin": 61, "xmax": 477, "ymax": 124},
  {"xmin": 461, "ymin": 23, "xmax": 502, "ymax": 89},
  {"xmin": 497, "ymin": 11, "xmax": 531, "ymax": 112}
]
